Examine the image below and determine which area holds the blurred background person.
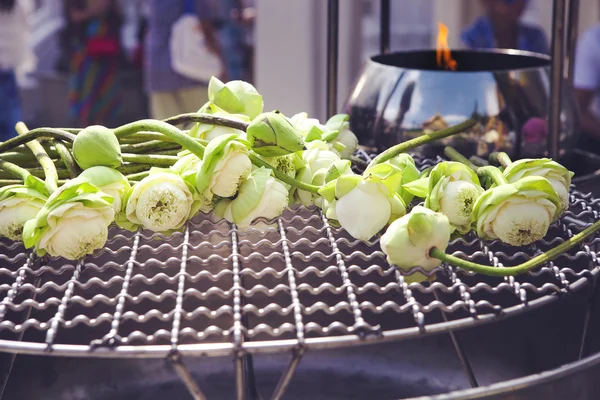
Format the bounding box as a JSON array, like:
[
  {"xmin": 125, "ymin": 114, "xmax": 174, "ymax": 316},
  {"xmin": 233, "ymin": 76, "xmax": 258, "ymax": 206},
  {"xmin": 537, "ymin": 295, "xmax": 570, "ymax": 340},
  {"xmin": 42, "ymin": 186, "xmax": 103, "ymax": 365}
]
[
  {"xmin": 573, "ymin": 22, "xmax": 600, "ymax": 152},
  {"xmin": 145, "ymin": 0, "xmax": 223, "ymax": 120},
  {"xmin": 0, "ymin": 0, "xmax": 35, "ymax": 140},
  {"xmin": 461, "ymin": 0, "xmax": 549, "ymax": 54},
  {"xmin": 63, "ymin": 0, "xmax": 123, "ymax": 127}
]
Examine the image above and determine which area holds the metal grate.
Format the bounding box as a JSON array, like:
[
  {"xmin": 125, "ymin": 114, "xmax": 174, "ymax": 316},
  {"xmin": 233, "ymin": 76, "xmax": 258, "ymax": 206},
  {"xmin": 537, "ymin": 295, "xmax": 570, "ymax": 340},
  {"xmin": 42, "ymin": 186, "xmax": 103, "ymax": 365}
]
[{"xmin": 0, "ymin": 151, "xmax": 599, "ymax": 360}]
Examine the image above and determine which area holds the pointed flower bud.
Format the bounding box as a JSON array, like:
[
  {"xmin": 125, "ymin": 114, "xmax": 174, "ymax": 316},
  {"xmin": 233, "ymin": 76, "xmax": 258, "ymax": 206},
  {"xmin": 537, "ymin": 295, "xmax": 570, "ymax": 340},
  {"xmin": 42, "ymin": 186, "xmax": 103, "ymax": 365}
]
[
  {"xmin": 246, "ymin": 111, "xmax": 305, "ymax": 157},
  {"xmin": 380, "ymin": 206, "xmax": 451, "ymax": 282},
  {"xmin": 22, "ymin": 179, "xmax": 114, "ymax": 260},
  {"xmin": 319, "ymin": 163, "xmax": 406, "ymax": 241},
  {"xmin": 208, "ymin": 77, "xmax": 263, "ymax": 119},
  {"xmin": 72, "ymin": 125, "xmax": 122, "ymax": 170}
]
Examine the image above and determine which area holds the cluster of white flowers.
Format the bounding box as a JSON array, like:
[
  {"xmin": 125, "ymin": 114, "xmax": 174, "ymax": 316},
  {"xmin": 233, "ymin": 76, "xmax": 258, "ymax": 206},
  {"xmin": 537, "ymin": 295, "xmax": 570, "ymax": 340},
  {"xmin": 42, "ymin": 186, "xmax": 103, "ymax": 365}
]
[{"xmin": 1, "ymin": 76, "xmax": 574, "ymax": 278}]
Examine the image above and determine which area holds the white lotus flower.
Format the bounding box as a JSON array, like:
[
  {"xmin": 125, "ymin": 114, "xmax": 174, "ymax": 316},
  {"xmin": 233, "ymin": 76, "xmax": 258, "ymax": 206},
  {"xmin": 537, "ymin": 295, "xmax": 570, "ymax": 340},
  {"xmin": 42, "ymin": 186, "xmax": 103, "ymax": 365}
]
[
  {"xmin": 325, "ymin": 114, "xmax": 359, "ymax": 159},
  {"xmin": 0, "ymin": 174, "xmax": 48, "ymax": 241},
  {"xmin": 79, "ymin": 166, "xmax": 131, "ymax": 213},
  {"xmin": 290, "ymin": 113, "xmax": 346, "ymax": 156},
  {"xmin": 502, "ymin": 158, "xmax": 573, "ymax": 215},
  {"xmin": 294, "ymin": 140, "xmax": 341, "ymax": 206},
  {"xmin": 380, "ymin": 206, "xmax": 451, "ymax": 282},
  {"xmin": 319, "ymin": 164, "xmax": 406, "ymax": 240},
  {"xmin": 472, "ymin": 173, "xmax": 561, "ymax": 246},
  {"xmin": 215, "ymin": 167, "xmax": 288, "ymax": 228},
  {"xmin": 423, "ymin": 162, "xmax": 484, "ymax": 233},
  {"xmin": 23, "ymin": 179, "xmax": 114, "ymax": 260},
  {"xmin": 122, "ymin": 171, "xmax": 196, "ymax": 232},
  {"xmin": 195, "ymin": 134, "xmax": 252, "ymax": 203}
]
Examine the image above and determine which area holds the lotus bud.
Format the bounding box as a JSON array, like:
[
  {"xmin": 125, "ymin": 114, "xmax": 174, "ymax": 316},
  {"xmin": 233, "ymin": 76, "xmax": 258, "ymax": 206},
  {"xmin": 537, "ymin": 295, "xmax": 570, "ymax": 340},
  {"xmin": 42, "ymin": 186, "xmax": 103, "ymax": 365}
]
[
  {"xmin": 195, "ymin": 134, "xmax": 252, "ymax": 204},
  {"xmin": 294, "ymin": 140, "xmax": 341, "ymax": 206},
  {"xmin": 386, "ymin": 154, "xmax": 420, "ymax": 204},
  {"xmin": 22, "ymin": 179, "xmax": 114, "ymax": 260},
  {"xmin": 72, "ymin": 125, "xmax": 122, "ymax": 170},
  {"xmin": 79, "ymin": 166, "xmax": 131, "ymax": 213},
  {"xmin": 319, "ymin": 164, "xmax": 406, "ymax": 240},
  {"xmin": 208, "ymin": 77, "xmax": 263, "ymax": 119},
  {"xmin": 325, "ymin": 114, "xmax": 359, "ymax": 159},
  {"xmin": 472, "ymin": 176, "xmax": 561, "ymax": 246},
  {"xmin": 424, "ymin": 162, "xmax": 484, "ymax": 233},
  {"xmin": 246, "ymin": 111, "xmax": 305, "ymax": 157},
  {"xmin": 216, "ymin": 167, "xmax": 289, "ymax": 228},
  {"xmin": 0, "ymin": 175, "xmax": 48, "ymax": 241},
  {"xmin": 380, "ymin": 206, "xmax": 451, "ymax": 282},
  {"xmin": 502, "ymin": 158, "xmax": 573, "ymax": 216}
]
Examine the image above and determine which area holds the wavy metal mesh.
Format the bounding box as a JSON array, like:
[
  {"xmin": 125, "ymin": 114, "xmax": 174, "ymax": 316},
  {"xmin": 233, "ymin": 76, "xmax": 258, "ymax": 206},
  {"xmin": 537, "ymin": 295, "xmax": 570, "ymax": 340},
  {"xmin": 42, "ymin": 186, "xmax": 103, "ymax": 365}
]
[{"xmin": 0, "ymin": 151, "xmax": 599, "ymax": 358}]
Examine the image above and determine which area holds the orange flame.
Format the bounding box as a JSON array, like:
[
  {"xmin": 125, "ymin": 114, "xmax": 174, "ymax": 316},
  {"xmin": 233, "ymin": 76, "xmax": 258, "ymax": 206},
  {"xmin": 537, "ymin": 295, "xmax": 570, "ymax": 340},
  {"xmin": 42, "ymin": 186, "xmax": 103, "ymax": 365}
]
[{"xmin": 436, "ymin": 23, "xmax": 457, "ymax": 71}]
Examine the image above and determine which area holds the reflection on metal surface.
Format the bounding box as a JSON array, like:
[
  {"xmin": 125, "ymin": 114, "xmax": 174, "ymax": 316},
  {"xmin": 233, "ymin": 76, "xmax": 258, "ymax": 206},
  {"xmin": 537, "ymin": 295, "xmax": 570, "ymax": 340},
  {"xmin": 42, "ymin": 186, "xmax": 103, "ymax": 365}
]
[{"xmin": 346, "ymin": 49, "xmax": 579, "ymax": 160}]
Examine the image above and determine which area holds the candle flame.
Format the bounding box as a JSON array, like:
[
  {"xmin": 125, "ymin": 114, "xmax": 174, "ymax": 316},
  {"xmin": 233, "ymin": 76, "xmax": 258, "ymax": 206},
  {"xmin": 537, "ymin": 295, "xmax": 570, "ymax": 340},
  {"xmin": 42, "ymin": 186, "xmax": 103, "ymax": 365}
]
[{"xmin": 436, "ymin": 23, "xmax": 457, "ymax": 71}]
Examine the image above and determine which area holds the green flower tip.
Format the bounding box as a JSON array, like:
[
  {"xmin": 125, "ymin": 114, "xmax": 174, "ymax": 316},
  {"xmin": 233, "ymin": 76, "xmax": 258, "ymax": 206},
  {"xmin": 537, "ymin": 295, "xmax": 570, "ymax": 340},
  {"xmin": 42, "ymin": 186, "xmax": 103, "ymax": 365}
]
[
  {"xmin": 208, "ymin": 76, "xmax": 264, "ymax": 119},
  {"xmin": 73, "ymin": 125, "xmax": 122, "ymax": 170},
  {"xmin": 247, "ymin": 112, "xmax": 305, "ymax": 157}
]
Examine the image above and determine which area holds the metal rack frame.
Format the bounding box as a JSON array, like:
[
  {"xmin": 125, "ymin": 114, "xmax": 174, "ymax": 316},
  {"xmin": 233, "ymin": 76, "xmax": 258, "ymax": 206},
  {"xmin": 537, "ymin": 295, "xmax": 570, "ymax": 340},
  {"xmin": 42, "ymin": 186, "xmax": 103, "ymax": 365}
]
[
  {"xmin": 0, "ymin": 2, "xmax": 595, "ymax": 400},
  {"xmin": 1, "ymin": 151, "xmax": 599, "ymax": 400}
]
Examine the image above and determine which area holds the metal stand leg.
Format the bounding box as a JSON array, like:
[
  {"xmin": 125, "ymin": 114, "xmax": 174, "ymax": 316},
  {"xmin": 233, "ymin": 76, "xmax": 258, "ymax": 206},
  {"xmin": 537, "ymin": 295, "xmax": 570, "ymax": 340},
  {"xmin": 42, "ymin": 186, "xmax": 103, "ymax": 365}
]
[
  {"xmin": 326, "ymin": 0, "xmax": 339, "ymax": 118},
  {"xmin": 0, "ymin": 275, "xmax": 41, "ymax": 399},
  {"xmin": 548, "ymin": 0, "xmax": 567, "ymax": 160},
  {"xmin": 170, "ymin": 354, "xmax": 208, "ymax": 400},
  {"xmin": 380, "ymin": 0, "xmax": 391, "ymax": 54},
  {"xmin": 434, "ymin": 292, "xmax": 478, "ymax": 387},
  {"xmin": 270, "ymin": 348, "xmax": 305, "ymax": 400},
  {"xmin": 579, "ymin": 276, "xmax": 600, "ymax": 360}
]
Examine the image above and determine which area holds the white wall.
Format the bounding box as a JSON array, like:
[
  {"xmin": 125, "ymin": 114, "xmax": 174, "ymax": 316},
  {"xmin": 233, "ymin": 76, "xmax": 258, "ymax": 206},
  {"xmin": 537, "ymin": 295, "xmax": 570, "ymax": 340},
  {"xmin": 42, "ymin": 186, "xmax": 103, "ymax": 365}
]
[{"xmin": 255, "ymin": 0, "xmax": 362, "ymax": 121}]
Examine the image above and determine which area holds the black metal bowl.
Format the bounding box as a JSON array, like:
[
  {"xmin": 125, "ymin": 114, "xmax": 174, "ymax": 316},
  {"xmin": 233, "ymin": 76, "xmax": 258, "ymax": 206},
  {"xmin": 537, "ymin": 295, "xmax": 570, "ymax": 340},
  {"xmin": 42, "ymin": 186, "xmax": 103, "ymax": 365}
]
[{"xmin": 345, "ymin": 49, "xmax": 579, "ymax": 160}]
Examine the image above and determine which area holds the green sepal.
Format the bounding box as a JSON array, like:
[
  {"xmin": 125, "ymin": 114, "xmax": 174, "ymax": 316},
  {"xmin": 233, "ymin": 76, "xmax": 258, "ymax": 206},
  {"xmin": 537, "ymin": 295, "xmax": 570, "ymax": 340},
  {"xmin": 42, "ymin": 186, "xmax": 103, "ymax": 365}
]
[
  {"xmin": 403, "ymin": 178, "xmax": 430, "ymax": 199},
  {"xmin": 231, "ymin": 167, "xmax": 270, "ymax": 222}
]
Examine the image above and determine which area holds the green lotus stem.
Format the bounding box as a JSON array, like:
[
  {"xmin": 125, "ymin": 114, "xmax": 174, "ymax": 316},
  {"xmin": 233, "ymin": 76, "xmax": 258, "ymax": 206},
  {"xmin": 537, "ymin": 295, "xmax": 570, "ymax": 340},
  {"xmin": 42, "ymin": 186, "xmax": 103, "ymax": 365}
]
[
  {"xmin": 57, "ymin": 128, "xmax": 81, "ymax": 134},
  {"xmin": 0, "ymin": 128, "xmax": 76, "ymax": 155},
  {"xmin": 113, "ymin": 120, "xmax": 206, "ymax": 159},
  {"xmin": 126, "ymin": 170, "xmax": 150, "ymax": 181},
  {"xmin": 163, "ymin": 113, "xmax": 249, "ymax": 132},
  {"xmin": 120, "ymin": 140, "xmax": 181, "ymax": 154},
  {"xmin": 0, "ymin": 159, "xmax": 30, "ymax": 181},
  {"xmin": 489, "ymin": 152, "xmax": 512, "ymax": 169},
  {"xmin": 248, "ymin": 153, "xmax": 321, "ymax": 193},
  {"xmin": 367, "ymin": 118, "xmax": 477, "ymax": 169},
  {"xmin": 430, "ymin": 218, "xmax": 600, "ymax": 276},
  {"xmin": 16, "ymin": 123, "xmax": 59, "ymax": 193},
  {"xmin": 0, "ymin": 167, "xmax": 71, "ymax": 180},
  {"xmin": 52, "ymin": 140, "xmax": 80, "ymax": 178},
  {"xmin": 470, "ymin": 155, "xmax": 489, "ymax": 167},
  {"xmin": 122, "ymin": 153, "xmax": 178, "ymax": 166},
  {"xmin": 350, "ymin": 155, "xmax": 369, "ymax": 167},
  {"xmin": 117, "ymin": 164, "xmax": 157, "ymax": 174},
  {"xmin": 477, "ymin": 165, "xmax": 507, "ymax": 186},
  {"xmin": 118, "ymin": 132, "xmax": 177, "ymax": 144},
  {"xmin": 444, "ymin": 146, "xmax": 479, "ymax": 171},
  {"xmin": 0, "ymin": 179, "xmax": 22, "ymax": 186}
]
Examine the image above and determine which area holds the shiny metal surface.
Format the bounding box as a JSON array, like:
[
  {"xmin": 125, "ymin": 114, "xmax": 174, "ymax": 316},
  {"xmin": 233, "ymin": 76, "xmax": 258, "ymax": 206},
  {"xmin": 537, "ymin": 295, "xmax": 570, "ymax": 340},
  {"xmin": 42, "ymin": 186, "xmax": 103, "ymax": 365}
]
[{"xmin": 345, "ymin": 49, "xmax": 579, "ymax": 160}]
